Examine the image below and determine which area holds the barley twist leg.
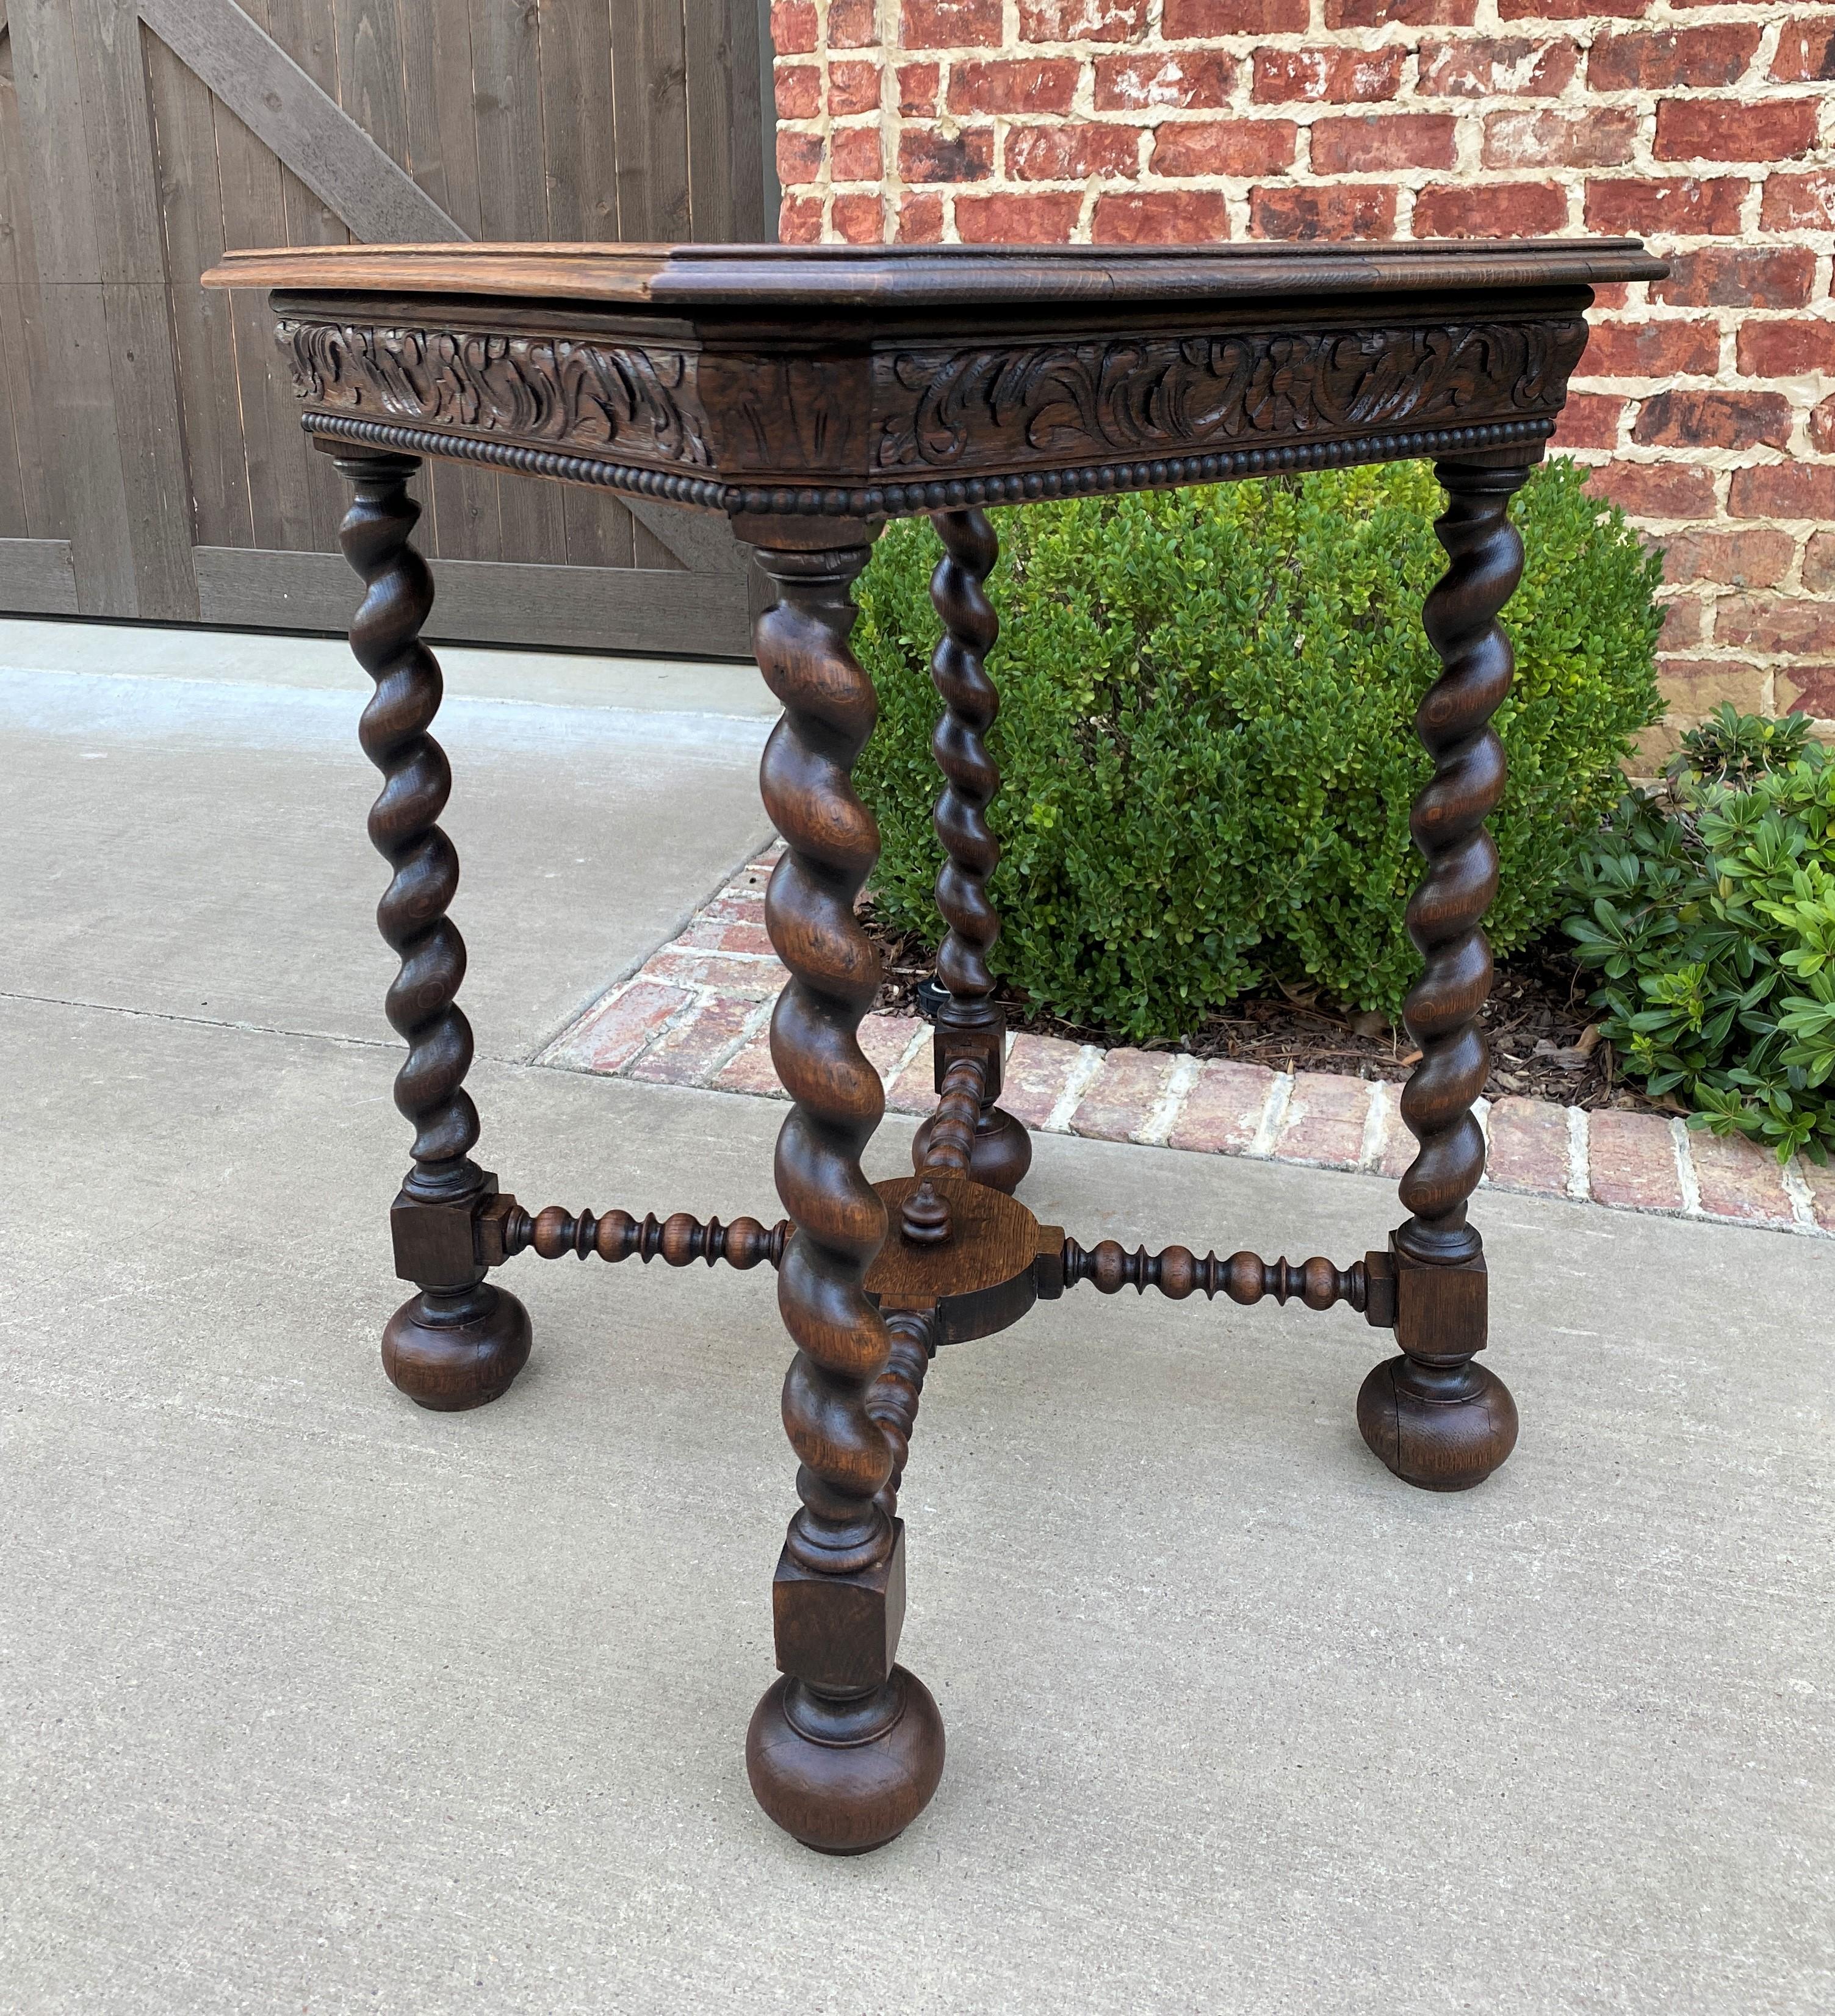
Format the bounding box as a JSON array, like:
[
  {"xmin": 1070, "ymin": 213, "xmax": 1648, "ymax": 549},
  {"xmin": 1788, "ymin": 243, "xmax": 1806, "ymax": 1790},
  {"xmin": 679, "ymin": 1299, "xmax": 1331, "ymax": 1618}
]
[
  {"xmin": 334, "ymin": 449, "xmax": 530, "ymax": 1411},
  {"xmin": 741, "ymin": 538, "xmax": 944, "ymax": 1855},
  {"xmin": 912, "ymin": 508, "xmax": 1031, "ymax": 1195},
  {"xmin": 869, "ymin": 1312, "xmax": 937, "ymax": 1521},
  {"xmin": 1358, "ymin": 458, "xmax": 1527, "ymax": 1491}
]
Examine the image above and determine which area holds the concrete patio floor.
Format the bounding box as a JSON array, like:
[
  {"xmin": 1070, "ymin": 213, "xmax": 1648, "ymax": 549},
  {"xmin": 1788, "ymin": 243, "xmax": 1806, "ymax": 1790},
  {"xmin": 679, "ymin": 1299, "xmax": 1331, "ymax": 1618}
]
[{"xmin": 2, "ymin": 622, "xmax": 1831, "ymax": 2015}]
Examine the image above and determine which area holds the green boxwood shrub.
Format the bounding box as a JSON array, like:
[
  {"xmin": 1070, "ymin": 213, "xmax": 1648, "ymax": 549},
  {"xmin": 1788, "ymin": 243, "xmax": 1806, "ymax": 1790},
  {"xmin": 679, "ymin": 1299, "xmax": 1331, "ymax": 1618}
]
[
  {"xmin": 1564, "ymin": 708, "xmax": 1835, "ymax": 1164},
  {"xmin": 853, "ymin": 457, "xmax": 1664, "ymax": 1042}
]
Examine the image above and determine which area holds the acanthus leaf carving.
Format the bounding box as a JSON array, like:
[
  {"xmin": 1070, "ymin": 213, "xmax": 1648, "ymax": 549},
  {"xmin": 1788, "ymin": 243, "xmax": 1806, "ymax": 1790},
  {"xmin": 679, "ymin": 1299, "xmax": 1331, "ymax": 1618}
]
[
  {"xmin": 876, "ymin": 319, "xmax": 1588, "ymax": 473},
  {"xmin": 278, "ymin": 320, "xmax": 714, "ymax": 469}
]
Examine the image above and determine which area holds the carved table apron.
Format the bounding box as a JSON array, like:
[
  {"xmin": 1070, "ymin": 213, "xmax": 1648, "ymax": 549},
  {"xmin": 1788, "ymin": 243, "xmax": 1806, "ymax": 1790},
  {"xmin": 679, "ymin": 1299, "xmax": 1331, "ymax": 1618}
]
[{"xmin": 203, "ymin": 239, "xmax": 1665, "ymax": 1856}]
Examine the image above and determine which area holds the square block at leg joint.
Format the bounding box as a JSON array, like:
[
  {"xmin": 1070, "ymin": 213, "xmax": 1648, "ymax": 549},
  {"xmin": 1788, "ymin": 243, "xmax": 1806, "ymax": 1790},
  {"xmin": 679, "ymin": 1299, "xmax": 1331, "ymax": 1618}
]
[
  {"xmin": 390, "ymin": 1179, "xmax": 496, "ymax": 1286},
  {"xmin": 772, "ymin": 1521, "xmax": 907, "ymax": 1693},
  {"xmin": 1394, "ymin": 1245, "xmax": 1488, "ymax": 1359},
  {"xmin": 935, "ymin": 1024, "xmax": 1003, "ymax": 1100}
]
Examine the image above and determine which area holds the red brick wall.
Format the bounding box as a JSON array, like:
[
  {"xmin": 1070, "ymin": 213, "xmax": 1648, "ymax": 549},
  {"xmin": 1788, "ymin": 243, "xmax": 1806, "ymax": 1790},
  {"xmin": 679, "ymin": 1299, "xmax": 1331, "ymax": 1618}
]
[{"xmin": 769, "ymin": 1, "xmax": 1835, "ymax": 750}]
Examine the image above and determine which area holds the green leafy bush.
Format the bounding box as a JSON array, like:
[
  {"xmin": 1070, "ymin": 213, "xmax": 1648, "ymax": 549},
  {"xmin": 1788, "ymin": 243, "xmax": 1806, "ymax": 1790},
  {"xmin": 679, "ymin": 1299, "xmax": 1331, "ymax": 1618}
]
[
  {"xmin": 1564, "ymin": 708, "xmax": 1835, "ymax": 1164},
  {"xmin": 853, "ymin": 458, "xmax": 1664, "ymax": 1041}
]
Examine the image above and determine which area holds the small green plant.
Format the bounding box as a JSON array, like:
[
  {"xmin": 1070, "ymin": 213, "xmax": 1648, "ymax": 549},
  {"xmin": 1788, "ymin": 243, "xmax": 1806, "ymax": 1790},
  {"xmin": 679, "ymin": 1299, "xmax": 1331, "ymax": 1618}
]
[
  {"xmin": 1669, "ymin": 700, "xmax": 1811, "ymax": 791},
  {"xmin": 854, "ymin": 457, "xmax": 1664, "ymax": 1041},
  {"xmin": 1564, "ymin": 715, "xmax": 1835, "ymax": 1163}
]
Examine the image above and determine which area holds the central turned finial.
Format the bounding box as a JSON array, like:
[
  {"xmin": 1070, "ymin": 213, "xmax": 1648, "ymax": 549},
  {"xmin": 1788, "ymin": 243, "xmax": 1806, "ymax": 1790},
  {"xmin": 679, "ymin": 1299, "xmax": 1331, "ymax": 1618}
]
[{"xmin": 900, "ymin": 1176, "xmax": 953, "ymax": 1245}]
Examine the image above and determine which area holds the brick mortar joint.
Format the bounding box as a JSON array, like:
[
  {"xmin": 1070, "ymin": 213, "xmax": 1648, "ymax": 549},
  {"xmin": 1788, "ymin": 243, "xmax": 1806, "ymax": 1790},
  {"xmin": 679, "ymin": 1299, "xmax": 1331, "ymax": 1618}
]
[{"xmin": 795, "ymin": 11, "xmax": 1835, "ymax": 51}]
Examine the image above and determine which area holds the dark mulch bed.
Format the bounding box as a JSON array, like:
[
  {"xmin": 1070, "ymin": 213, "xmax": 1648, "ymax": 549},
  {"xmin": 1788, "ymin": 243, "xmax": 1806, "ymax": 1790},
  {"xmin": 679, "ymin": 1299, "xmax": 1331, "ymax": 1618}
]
[{"xmin": 862, "ymin": 896, "xmax": 1671, "ymax": 1116}]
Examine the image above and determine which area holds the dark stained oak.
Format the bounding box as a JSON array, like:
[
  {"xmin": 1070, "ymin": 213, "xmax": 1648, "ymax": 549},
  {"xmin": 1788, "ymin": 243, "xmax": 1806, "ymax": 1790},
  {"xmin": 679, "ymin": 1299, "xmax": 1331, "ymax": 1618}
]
[
  {"xmin": 333, "ymin": 446, "xmax": 529, "ymax": 1412},
  {"xmin": 925, "ymin": 513, "xmax": 1007, "ymax": 1028},
  {"xmin": 868, "ymin": 1310, "xmax": 937, "ymax": 1522},
  {"xmin": 743, "ymin": 540, "xmax": 945, "ymax": 1854},
  {"xmin": 869, "ymin": 1175, "xmax": 1050, "ymax": 1347},
  {"xmin": 206, "ymin": 236, "xmax": 1664, "ymax": 309},
  {"xmin": 744, "ymin": 1300, "xmax": 944, "ymax": 1858},
  {"xmin": 259, "ymin": 236, "xmax": 1666, "ymax": 1853},
  {"xmin": 901, "ymin": 1052, "xmax": 987, "ymax": 1244},
  {"xmin": 1062, "ymin": 1239, "xmax": 1376, "ymax": 1315},
  {"xmin": 910, "ymin": 509, "xmax": 1033, "ymax": 1203},
  {"xmin": 1358, "ymin": 459, "xmax": 1532, "ymax": 1494},
  {"xmin": 204, "ymin": 240, "xmax": 1665, "ymax": 525},
  {"xmin": 483, "ymin": 1200, "xmax": 790, "ymax": 1272}
]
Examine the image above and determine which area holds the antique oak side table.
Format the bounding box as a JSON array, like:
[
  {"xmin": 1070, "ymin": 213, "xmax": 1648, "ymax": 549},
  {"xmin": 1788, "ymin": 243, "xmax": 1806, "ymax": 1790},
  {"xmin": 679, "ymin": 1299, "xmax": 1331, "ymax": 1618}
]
[{"xmin": 204, "ymin": 239, "xmax": 1664, "ymax": 1856}]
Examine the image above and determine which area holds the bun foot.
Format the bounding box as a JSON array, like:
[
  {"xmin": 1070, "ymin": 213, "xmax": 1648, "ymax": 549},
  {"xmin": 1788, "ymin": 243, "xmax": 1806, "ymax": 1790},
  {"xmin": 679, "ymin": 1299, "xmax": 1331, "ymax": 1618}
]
[
  {"xmin": 912, "ymin": 1103, "xmax": 1032, "ymax": 1195},
  {"xmin": 382, "ymin": 1283, "xmax": 531, "ymax": 1412},
  {"xmin": 1357, "ymin": 1353, "xmax": 1517, "ymax": 1492},
  {"xmin": 747, "ymin": 1666, "xmax": 945, "ymax": 1855}
]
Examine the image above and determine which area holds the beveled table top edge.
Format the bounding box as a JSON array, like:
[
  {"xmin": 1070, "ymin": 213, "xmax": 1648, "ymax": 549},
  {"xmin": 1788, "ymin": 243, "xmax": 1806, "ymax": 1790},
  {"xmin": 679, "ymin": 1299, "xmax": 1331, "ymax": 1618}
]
[{"xmin": 203, "ymin": 237, "xmax": 1667, "ymax": 310}]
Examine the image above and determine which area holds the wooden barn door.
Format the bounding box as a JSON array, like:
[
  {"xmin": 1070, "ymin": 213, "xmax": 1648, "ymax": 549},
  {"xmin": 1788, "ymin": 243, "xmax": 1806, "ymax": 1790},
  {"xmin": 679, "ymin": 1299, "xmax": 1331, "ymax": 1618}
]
[{"xmin": 0, "ymin": 0, "xmax": 776, "ymax": 655}]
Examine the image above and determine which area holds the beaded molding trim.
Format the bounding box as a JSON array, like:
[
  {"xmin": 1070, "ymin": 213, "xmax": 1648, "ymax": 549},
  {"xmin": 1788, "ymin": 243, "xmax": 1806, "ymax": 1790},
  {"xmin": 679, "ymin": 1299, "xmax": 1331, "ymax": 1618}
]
[
  {"xmin": 306, "ymin": 412, "xmax": 732, "ymax": 509},
  {"xmin": 304, "ymin": 411, "xmax": 1558, "ymax": 519}
]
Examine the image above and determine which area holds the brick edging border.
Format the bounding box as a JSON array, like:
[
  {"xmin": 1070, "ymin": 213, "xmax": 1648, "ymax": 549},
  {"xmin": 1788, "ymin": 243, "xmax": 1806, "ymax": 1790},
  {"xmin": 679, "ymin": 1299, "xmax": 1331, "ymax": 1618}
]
[{"xmin": 539, "ymin": 846, "xmax": 1835, "ymax": 1240}]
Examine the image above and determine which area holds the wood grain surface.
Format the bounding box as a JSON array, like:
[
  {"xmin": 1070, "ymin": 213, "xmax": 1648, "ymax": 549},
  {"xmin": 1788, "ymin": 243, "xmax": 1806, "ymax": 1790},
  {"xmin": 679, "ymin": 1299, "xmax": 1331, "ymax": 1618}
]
[{"xmin": 206, "ymin": 236, "xmax": 1667, "ymax": 306}]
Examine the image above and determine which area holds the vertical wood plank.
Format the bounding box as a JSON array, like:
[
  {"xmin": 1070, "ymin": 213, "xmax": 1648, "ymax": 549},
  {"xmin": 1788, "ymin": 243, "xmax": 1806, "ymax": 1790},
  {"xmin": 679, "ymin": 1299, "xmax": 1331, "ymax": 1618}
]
[
  {"xmin": 266, "ymin": 0, "xmax": 347, "ymax": 248},
  {"xmin": 215, "ymin": 95, "xmax": 311, "ymax": 553},
  {"xmin": 144, "ymin": 29, "xmax": 252, "ymax": 550},
  {"xmin": 334, "ymin": 0, "xmax": 410, "ymax": 193},
  {"xmin": 67, "ymin": 0, "xmax": 161, "ymax": 284},
  {"xmin": 538, "ymin": 0, "xmax": 616, "ymax": 243},
  {"xmin": 627, "ymin": 1, "xmax": 693, "ymax": 592},
  {"xmin": 395, "ymin": 0, "xmax": 461, "ymax": 225},
  {"xmin": 64, "ymin": 0, "xmax": 198, "ymax": 616},
  {"xmin": 465, "ymin": 0, "xmax": 565, "ymax": 567},
  {"xmin": 335, "ymin": 0, "xmax": 470, "ymax": 556},
  {"xmin": 397, "ymin": 0, "xmax": 478, "ymax": 237},
  {"xmin": 269, "ymin": 0, "xmax": 351, "ymax": 552},
  {"xmin": 395, "ymin": 0, "xmax": 500, "ymax": 561},
  {"xmin": 537, "ymin": 0, "xmax": 632, "ymax": 571},
  {"xmin": 0, "ymin": 287, "xmax": 27, "ymax": 536},
  {"xmin": 0, "ymin": 31, "xmax": 30, "ymax": 536},
  {"xmin": 610, "ymin": 0, "xmax": 691, "ymax": 244},
  {"xmin": 466, "ymin": 0, "xmax": 546, "ymax": 240},
  {"xmin": 605, "ymin": 0, "xmax": 694, "ymax": 570},
  {"xmin": 685, "ymin": 0, "xmax": 766, "ymax": 242},
  {"xmin": 211, "ymin": 0, "xmax": 314, "ymax": 555},
  {"xmin": 0, "ymin": 29, "xmax": 64, "ymax": 540},
  {"xmin": 9, "ymin": 0, "xmax": 139, "ymax": 613},
  {"xmin": 101, "ymin": 276, "xmax": 203, "ymax": 614}
]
